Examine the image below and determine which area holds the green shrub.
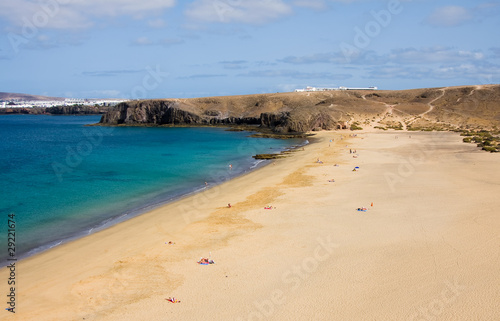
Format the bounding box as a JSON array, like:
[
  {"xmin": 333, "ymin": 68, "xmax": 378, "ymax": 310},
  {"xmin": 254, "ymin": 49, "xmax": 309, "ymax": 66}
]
[{"xmin": 482, "ymin": 146, "xmax": 498, "ymax": 152}]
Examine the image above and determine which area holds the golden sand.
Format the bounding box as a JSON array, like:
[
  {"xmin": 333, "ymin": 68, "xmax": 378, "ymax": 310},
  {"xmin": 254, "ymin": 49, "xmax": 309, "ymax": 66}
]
[{"xmin": 1, "ymin": 130, "xmax": 499, "ymax": 320}]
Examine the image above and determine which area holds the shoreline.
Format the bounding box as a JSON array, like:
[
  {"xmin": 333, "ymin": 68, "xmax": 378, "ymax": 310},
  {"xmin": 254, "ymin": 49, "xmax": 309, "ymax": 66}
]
[
  {"xmin": 2, "ymin": 129, "xmax": 499, "ymax": 320},
  {"xmin": 3, "ymin": 135, "xmax": 309, "ymax": 266}
]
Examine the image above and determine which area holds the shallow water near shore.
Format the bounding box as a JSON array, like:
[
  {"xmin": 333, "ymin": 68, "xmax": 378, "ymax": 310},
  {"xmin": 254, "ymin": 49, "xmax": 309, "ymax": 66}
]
[{"xmin": 0, "ymin": 115, "xmax": 305, "ymax": 263}]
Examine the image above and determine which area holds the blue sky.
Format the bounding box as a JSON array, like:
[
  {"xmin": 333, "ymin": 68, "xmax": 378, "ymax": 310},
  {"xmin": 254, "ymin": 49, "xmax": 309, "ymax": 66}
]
[{"xmin": 1, "ymin": 0, "xmax": 499, "ymax": 98}]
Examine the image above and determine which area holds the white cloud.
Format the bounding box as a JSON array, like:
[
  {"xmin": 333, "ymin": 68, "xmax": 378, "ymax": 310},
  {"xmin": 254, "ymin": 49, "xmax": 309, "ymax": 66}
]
[
  {"xmin": 133, "ymin": 37, "xmax": 154, "ymax": 46},
  {"xmin": 425, "ymin": 6, "xmax": 473, "ymax": 27},
  {"xmin": 159, "ymin": 38, "xmax": 185, "ymax": 46},
  {"xmin": 132, "ymin": 37, "xmax": 184, "ymax": 47},
  {"xmin": 0, "ymin": 0, "xmax": 176, "ymax": 30},
  {"xmin": 281, "ymin": 47, "xmax": 486, "ymax": 66},
  {"xmin": 148, "ymin": 18, "xmax": 167, "ymax": 28},
  {"xmin": 238, "ymin": 69, "xmax": 351, "ymax": 80},
  {"xmin": 82, "ymin": 69, "xmax": 142, "ymax": 77},
  {"xmin": 280, "ymin": 50, "xmax": 386, "ymax": 65},
  {"xmin": 388, "ymin": 47, "xmax": 485, "ymax": 64},
  {"xmin": 219, "ymin": 60, "xmax": 248, "ymax": 69},
  {"xmin": 293, "ymin": 0, "xmax": 327, "ymax": 10},
  {"xmin": 82, "ymin": 89, "xmax": 122, "ymax": 98},
  {"xmin": 490, "ymin": 47, "xmax": 500, "ymax": 59},
  {"xmin": 366, "ymin": 62, "xmax": 500, "ymax": 81},
  {"xmin": 178, "ymin": 74, "xmax": 227, "ymax": 79},
  {"xmin": 185, "ymin": 0, "xmax": 292, "ymax": 24}
]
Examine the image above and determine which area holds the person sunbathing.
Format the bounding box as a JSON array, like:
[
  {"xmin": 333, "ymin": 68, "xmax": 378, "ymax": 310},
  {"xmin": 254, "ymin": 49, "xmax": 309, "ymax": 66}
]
[
  {"xmin": 167, "ymin": 297, "xmax": 180, "ymax": 303},
  {"xmin": 198, "ymin": 258, "xmax": 215, "ymax": 264}
]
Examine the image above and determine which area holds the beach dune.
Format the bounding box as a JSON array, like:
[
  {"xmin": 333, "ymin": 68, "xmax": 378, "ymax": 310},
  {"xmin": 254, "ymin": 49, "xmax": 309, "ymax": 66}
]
[{"xmin": 1, "ymin": 130, "xmax": 499, "ymax": 320}]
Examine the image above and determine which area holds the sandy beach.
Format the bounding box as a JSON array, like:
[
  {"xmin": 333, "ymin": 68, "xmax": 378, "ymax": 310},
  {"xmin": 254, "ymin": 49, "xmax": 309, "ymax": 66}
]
[{"xmin": 1, "ymin": 130, "xmax": 499, "ymax": 320}]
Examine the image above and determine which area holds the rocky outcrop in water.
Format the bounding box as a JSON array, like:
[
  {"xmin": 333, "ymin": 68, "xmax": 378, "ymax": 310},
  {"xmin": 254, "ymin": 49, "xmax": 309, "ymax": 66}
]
[
  {"xmin": 100, "ymin": 101, "xmax": 201, "ymax": 124},
  {"xmin": 100, "ymin": 99, "xmax": 342, "ymax": 133}
]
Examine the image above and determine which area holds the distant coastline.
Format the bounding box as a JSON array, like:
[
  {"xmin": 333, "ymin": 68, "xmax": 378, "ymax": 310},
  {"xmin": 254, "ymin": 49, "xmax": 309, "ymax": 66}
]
[
  {"xmin": 0, "ymin": 105, "xmax": 110, "ymax": 115},
  {"xmin": 3, "ymin": 84, "xmax": 500, "ymax": 135}
]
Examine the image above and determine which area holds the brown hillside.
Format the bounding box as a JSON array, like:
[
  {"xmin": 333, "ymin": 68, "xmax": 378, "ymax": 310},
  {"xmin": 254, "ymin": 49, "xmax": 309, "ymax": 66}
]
[
  {"xmin": 100, "ymin": 85, "xmax": 500, "ymax": 133},
  {"xmin": 0, "ymin": 92, "xmax": 64, "ymax": 101}
]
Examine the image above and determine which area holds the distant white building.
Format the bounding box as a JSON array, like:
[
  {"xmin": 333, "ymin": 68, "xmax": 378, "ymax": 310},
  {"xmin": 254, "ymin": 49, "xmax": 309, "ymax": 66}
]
[
  {"xmin": 339, "ymin": 86, "xmax": 377, "ymax": 90},
  {"xmin": 295, "ymin": 86, "xmax": 377, "ymax": 92},
  {"xmin": 0, "ymin": 98, "xmax": 129, "ymax": 108}
]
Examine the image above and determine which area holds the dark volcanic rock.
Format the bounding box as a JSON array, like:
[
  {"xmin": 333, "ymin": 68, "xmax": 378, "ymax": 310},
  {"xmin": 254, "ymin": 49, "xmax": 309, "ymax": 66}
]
[
  {"xmin": 101, "ymin": 100, "xmax": 338, "ymax": 133},
  {"xmin": 0, "ymin": 106, "xmax": 106, "ymax": 115},
  {"xmin": 260, "ymin": 111, "xmax": 336, "ymax": 133},
  {"xmin": 100, "ymin": 101, "xmax": 202, "ymax": 125},
  {"xmin": 100, "ymin": 100, "xmax": 262, "ymax": 128},
  {"xmin": 47, "ymin": 106, "xmax": 104, "ymax": 115}
]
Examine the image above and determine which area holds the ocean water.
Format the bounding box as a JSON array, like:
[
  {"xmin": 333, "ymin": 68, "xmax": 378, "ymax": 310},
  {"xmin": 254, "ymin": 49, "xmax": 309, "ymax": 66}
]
[{"xmin": 0, "ymin": 115, "xmax": 305, "ymax": 263}]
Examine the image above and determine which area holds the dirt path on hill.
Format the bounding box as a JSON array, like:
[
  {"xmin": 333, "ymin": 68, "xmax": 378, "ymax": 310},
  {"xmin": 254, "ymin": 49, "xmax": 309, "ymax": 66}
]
[{"xmin": 406, "ymin": 88, "xmax": 447, "ymax": 126}]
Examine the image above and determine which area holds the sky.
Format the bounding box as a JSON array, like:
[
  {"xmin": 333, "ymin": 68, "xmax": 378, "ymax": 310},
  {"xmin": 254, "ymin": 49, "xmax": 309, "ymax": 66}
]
[{"xmin": 0, "ymin": 0, "xmax": 499, "ymax": 99}]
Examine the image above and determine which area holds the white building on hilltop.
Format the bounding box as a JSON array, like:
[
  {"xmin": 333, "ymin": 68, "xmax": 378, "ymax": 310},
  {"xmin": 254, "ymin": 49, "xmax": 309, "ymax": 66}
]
[{"xmin": 295, "ymin": 86, "xmax": 377, "ymax": 92}]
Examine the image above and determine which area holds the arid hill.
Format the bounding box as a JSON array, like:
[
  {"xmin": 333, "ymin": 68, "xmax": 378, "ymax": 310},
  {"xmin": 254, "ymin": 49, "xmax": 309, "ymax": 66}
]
[
  {"xmin": 0, "ymin": 92, "xmax": 64, "ymax": 101},
  {"xmin": 100, "ymin": 85, "xmax": 500, "ymax": 133}
]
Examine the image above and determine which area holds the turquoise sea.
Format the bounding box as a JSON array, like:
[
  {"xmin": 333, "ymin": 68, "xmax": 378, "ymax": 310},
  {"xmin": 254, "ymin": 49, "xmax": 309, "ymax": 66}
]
[{"xmin": 0, "ymin": 115, "xmax": 305, "ymax": 263}]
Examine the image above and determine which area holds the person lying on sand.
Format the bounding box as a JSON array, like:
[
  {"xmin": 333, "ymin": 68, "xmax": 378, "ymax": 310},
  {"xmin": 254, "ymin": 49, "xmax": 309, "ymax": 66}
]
[
  {"xmin": 166, "ymin": 297, "xmax": 181, "ymax": 303},
  {"xmin": 328, "ymin": 179, "xmax": 335, "ymax": 182},
  {"xmin": 198, "ymin": 258, "xmax": 215, "ymax": 264}
]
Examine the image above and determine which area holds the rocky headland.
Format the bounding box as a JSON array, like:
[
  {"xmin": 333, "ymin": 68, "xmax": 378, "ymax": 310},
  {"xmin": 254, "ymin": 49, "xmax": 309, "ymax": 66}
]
[{"xmin": 99, "ymin": 85, "xmax": 500, "ymax": 134}]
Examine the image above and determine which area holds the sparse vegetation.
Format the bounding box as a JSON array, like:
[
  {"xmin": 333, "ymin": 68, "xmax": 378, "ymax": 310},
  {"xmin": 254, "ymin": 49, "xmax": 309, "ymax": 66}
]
[
  {"xmin": 482, "ymin": 146, "xmax": 498, "ymax": 152},
  {"xmin": 387, "ymin": 122, "xmax": 403, "ymax": 130},
  {"xmin": 350, "ymin": 122, "xmax": 363, "ymax": 130},
  {"xmin": 460, "ymin": 130, "xmax": 499, "ymax": 152}
]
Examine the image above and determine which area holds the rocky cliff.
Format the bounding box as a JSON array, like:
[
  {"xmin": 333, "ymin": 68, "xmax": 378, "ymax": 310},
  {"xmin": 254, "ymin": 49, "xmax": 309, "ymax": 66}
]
[{"xmin": 99, "ymin": 85, "xmax": 500, "ymax": 133}]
